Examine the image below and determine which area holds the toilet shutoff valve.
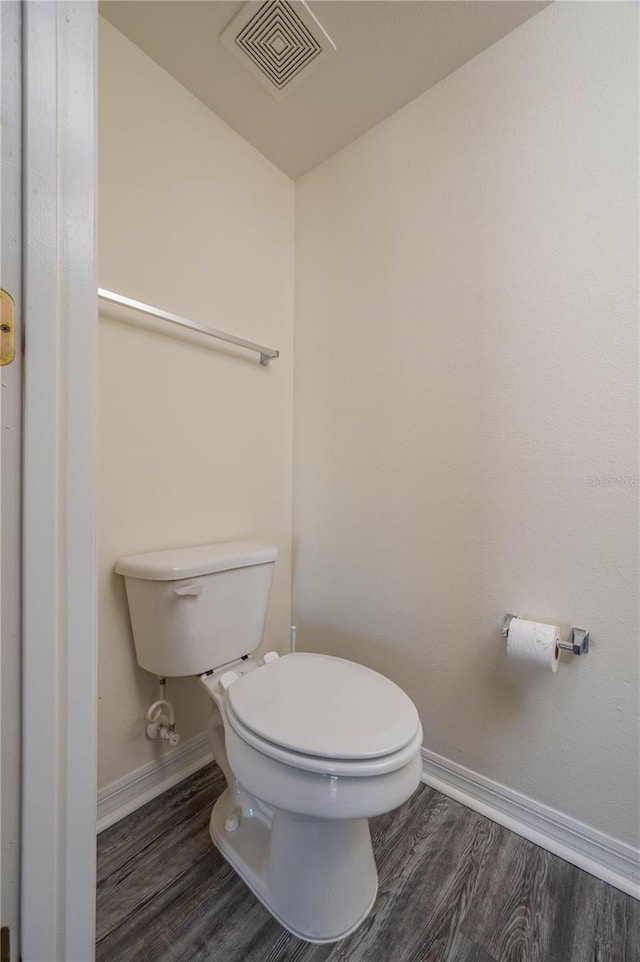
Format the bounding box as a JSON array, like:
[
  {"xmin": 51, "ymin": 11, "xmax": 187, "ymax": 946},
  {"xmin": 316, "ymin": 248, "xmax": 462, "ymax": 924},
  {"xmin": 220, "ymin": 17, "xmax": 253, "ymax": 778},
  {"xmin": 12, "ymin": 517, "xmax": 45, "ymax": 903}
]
[{"xmin": 145, "ymin": 700, "xmax": 181, "ymax": 747}]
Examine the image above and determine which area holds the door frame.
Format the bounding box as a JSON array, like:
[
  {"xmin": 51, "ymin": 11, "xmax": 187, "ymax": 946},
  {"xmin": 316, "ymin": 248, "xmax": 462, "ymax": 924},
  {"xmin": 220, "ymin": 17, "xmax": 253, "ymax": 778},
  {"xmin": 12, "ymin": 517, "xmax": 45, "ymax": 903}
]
[
  {"xmin": 1, "ymin": 4, "xmax": 24, "ymax": 959},
  {"xmin": 20, "ymin": 3, "xmax": 97, "ymax": 961}
]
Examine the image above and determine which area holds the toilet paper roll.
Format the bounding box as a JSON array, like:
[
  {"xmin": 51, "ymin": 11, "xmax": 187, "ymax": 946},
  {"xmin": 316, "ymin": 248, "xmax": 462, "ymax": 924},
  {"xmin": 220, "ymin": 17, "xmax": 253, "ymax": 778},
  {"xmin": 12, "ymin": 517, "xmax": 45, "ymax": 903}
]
[{"xmin": 507, "ymin": 618, "xmax": 560, "ymax": 672}]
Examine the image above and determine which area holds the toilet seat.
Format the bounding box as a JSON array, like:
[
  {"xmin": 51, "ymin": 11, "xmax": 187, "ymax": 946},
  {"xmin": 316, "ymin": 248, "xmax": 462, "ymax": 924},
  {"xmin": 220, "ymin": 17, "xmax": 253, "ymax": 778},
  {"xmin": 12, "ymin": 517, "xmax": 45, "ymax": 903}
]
[
  {"xmin": 225, "ymin": 702, "xmax": 424, "ymax": 777},
  {"xmin": 225, "ymin": 652, "xmax": 421, "ymax": 773}
]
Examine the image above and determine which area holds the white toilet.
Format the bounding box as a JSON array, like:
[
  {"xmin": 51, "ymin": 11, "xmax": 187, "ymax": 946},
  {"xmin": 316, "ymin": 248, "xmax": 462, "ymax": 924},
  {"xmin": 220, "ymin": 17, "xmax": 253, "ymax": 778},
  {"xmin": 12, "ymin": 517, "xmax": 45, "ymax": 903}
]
[{"xmin": 116, "ymin": 540, "xmax": 423, "ymax": 943}]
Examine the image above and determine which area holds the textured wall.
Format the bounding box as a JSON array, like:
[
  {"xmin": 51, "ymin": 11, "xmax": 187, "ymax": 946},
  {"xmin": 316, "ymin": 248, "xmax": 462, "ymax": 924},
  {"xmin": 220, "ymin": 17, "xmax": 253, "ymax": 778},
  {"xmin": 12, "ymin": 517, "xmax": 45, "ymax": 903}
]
[
  {"xmin": 293, "ymin": 3, "xmax": 639, "ymax": 845},
  {"xmin": 98, "ymin": 20, "xmax": 293, "ymax": 789}
]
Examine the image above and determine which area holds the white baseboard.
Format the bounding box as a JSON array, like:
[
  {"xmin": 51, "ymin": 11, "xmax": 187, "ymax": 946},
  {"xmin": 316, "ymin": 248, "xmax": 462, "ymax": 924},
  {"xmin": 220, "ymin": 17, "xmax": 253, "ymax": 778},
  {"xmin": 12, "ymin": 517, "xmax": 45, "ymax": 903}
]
[
  {"xmin": 421, "ymin": 748, "xmax": 639, "ymax": 900},
  {"xmin": 96, "ymin": 738, "xmax": 639, "ymax": 899},
  {"xmin": 97, "ymin": 733, "xmax": 212, "ymax": 833}
]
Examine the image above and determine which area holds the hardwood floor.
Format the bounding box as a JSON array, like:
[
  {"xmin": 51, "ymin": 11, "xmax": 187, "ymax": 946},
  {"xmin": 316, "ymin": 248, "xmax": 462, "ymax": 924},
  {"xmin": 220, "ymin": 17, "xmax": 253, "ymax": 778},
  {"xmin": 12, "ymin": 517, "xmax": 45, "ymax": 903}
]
[{"xmin": 96, "ymin": 764, "xmax": 639, "ymax": 962}]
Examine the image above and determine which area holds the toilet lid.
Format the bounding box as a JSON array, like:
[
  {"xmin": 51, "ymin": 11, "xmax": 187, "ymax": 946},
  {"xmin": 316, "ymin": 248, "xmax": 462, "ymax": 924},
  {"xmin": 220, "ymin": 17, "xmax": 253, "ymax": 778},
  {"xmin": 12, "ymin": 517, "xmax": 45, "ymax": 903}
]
[{"xmin": 226, "ymin": 652, "xmax": 420, "ymax": 760}]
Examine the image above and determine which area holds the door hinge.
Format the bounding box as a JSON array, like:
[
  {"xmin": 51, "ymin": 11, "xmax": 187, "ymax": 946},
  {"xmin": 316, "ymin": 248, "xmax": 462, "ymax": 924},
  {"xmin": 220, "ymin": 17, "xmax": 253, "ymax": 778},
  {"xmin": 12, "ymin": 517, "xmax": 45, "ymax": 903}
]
[
  {"xmin": 0, "ymin": 289, "xmax": 16, "ymax": 366},
  {"xmin": 0, "ymin": 926, "xmax": 10, "ymax": 962}
]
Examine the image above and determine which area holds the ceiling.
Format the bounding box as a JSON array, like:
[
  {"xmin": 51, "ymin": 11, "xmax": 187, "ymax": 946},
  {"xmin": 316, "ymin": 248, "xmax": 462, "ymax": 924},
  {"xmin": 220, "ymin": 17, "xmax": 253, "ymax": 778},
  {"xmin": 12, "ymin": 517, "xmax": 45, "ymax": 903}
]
[{"xmin": 99, "ymin": 0, "xmax": 549, "ymax": 179}]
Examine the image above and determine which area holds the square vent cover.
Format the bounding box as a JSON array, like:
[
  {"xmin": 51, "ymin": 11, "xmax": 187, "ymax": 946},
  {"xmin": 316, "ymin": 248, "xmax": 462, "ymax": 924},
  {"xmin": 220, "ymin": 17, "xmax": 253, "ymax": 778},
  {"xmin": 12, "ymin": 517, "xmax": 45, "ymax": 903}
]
[{"xmin": 220, "ymin": 0, "xmax": 337, "ymax": 101}]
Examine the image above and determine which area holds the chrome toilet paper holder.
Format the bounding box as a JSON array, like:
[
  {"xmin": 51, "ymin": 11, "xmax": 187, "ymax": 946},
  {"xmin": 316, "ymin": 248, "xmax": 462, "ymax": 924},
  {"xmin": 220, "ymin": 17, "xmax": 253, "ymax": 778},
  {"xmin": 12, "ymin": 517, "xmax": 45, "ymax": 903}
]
[{"xmin": 502, "ymin": 614, "xmax": 590, "ymax": 655}]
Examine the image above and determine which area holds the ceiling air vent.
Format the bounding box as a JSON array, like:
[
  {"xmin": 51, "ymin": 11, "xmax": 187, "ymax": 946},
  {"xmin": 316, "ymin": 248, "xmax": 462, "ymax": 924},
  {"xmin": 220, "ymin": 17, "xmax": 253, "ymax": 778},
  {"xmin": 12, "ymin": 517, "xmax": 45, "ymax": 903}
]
[{"xmin": 220, "ymin": 0, "xmax": 337, "ymax": 101}]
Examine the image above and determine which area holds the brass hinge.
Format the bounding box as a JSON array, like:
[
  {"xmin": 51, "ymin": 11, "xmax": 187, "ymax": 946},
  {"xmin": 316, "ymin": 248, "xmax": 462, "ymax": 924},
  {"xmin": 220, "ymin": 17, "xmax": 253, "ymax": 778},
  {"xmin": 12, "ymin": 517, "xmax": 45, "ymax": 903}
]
[
  {"xmin": 0, "ymin": 289, "xmax": 16, "ymax": 366},
  {"xmin": 0, "ymin": 926, "xmax": 10, "ymax": 962}
]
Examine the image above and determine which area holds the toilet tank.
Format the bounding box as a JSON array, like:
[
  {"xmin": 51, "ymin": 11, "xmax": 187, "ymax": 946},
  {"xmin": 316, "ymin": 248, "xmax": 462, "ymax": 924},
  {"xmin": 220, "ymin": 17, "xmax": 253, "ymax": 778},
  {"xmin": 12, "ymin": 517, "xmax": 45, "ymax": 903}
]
[{"xmin": 115, "ymin": 541, "xmax": 278, "ymax": 677}]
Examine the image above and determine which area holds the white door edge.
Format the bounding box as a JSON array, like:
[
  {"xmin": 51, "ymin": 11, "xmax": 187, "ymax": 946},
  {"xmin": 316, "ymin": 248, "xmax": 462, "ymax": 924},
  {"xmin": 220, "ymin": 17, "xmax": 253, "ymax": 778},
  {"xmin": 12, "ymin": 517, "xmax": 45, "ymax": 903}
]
[{"xmin": 21, "ymin": 4, "xmax": 97, "ymax": 961}]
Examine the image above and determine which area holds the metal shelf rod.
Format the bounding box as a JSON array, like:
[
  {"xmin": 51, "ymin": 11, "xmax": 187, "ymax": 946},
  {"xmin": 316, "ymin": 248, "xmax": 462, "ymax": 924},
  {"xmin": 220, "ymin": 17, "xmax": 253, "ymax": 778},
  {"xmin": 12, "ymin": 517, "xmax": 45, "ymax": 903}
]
[{"xmin": 98, "ymin": 288, "xmax": 279, "ymax": 366}]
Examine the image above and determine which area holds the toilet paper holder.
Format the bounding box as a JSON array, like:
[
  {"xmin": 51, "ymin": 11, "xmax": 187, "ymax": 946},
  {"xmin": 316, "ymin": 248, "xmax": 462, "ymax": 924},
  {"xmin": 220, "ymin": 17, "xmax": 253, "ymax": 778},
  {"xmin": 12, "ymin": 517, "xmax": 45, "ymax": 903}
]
[{"xmin": 502, "ymin": 614, "xmax": 590, "ymax": 655}]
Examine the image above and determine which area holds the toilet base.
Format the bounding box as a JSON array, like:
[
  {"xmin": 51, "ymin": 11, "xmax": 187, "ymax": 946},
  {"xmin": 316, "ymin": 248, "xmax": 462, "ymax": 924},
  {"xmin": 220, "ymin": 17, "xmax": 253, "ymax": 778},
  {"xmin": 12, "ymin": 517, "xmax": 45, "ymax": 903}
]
[{"xmin": 210, "ymin": 787, "xmax": 379, "ymax": 943}]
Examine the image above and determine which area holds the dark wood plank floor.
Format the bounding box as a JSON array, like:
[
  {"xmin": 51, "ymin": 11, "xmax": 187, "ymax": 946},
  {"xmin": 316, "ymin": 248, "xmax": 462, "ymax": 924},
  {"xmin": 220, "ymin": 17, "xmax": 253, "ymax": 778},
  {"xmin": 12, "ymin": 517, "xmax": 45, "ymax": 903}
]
[{"xmin": 96, "ymin": 764, "xmax": 639, "ymax": 962}]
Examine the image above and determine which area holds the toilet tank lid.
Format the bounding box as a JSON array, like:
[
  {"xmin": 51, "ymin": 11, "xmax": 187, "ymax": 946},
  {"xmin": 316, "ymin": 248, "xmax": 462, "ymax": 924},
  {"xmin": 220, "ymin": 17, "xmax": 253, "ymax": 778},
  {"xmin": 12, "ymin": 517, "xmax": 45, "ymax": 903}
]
[{"xmin": 115, "ymin": 540, "xmax": 278, "ymax": 581}]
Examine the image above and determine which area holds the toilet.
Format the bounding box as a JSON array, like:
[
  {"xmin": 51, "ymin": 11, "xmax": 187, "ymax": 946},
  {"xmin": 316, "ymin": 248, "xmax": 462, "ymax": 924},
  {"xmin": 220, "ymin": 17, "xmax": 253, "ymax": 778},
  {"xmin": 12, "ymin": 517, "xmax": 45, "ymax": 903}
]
[{"xmin": 116, "ymin": 540, "xmax": 423, "ymax": 943}]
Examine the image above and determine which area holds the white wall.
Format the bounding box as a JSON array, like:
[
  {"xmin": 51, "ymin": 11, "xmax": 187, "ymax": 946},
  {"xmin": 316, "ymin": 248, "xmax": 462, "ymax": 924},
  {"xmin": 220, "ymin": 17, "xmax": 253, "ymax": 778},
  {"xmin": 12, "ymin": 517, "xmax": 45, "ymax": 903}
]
[
  {"xmin": 293, "ymin": 2, "xmax": 639, "ymax": 846},
  {"xmin": 98, "ymin": 20, "xmax": 293, "ymax": 790}
]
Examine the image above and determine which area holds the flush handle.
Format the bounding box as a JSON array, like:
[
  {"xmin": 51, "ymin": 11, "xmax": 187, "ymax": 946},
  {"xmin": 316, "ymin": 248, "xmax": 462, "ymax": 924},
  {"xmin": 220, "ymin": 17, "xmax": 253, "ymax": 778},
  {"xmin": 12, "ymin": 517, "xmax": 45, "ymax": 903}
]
[{"xmin": 173, "ymin": 583, "xmax": 203, "ymax": 597}]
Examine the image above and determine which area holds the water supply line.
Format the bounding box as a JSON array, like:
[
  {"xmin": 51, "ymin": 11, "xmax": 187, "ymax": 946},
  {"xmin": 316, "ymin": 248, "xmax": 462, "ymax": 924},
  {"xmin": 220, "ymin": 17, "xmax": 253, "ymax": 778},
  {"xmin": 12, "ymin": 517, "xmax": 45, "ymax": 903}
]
[{"xmin": 145, "ymin": 677, "xmax": 181, "ymax": 746}]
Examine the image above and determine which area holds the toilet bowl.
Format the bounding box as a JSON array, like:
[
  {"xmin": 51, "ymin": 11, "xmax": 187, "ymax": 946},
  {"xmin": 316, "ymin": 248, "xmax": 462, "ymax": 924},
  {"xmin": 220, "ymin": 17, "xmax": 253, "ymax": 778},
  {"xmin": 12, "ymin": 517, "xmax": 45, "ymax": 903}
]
[
  {"xmin": 200, "ymin": 650, "xmax": 423, "ymax": 942},
  {"xmin": 116, "ymin": 541, "xmax": 423, "ymax": 943}
]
